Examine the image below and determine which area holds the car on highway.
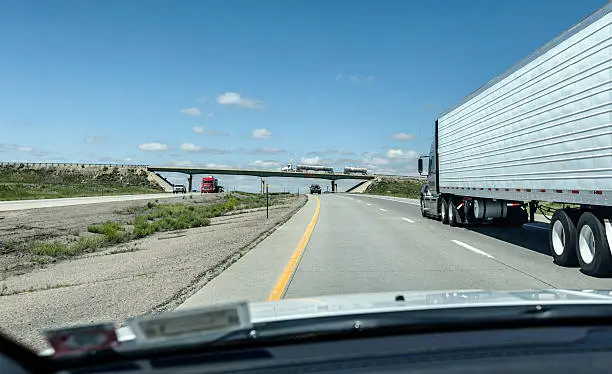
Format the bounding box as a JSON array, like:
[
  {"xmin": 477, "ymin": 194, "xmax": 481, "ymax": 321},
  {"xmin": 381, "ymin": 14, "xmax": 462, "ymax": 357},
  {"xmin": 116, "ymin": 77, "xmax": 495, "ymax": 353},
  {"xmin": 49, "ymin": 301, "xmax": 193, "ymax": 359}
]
[
  {"xmin": 8, "ymin": 290, "xmax": 612, "ymax": 373},
  {"xmin": 172, "ymin": 185, "xmax": 186, "ymax": 194},
  {"xmin": 309, "ymin": 184, "xmax": 322, "ymax": 194}
]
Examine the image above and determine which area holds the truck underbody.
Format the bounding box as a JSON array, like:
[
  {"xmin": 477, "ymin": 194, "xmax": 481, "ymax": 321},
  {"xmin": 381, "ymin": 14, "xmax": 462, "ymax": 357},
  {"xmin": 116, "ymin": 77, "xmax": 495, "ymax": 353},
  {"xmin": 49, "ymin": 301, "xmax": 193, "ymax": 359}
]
[
  {"xmin": 418, "ymin": 3, "xmax": 612, "ymax": 277},
  {"xmin": 421, "ymin": 191, "xmax": 612, "ymax": 276}
]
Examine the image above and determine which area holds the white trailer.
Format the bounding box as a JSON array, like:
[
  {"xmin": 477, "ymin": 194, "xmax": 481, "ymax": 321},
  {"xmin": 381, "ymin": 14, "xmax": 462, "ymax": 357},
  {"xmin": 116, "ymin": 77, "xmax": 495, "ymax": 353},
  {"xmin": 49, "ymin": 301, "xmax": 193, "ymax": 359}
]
[
  {"xmin": 418, "ymin": 3, "xmax": 612, "ymax": 276},
  {"xmin": 344, "ymin": 166, "xmax": 368, "ymax": 175},
  {"xmin": 296, "ymin": 164, "xmax": 334, "ymax": 173}
]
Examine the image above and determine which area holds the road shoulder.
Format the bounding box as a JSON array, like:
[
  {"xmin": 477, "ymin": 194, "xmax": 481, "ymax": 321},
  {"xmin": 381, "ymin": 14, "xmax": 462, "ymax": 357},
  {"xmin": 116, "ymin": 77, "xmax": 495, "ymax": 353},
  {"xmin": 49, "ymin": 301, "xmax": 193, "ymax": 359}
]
[{"xmin": 178, "ymin": 194, "xmax": 318, "ymax": 309}]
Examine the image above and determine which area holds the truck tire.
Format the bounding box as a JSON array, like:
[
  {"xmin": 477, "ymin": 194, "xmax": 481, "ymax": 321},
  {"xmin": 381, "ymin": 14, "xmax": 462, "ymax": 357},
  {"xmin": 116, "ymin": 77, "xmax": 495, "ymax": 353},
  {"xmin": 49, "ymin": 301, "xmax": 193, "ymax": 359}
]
[
  {"xmin": 448, "ymin": 200, "xmax": 460, "ymax": 227},
  {"xmin": 550, "ymin": 210, "xmax": 578, "ymax": 267},
  {"xmin": 441, "ymin": 198, "xmax": 449, "ymax": 225},
  {"xmin": 462, "ymin": 200, "xmax": 477, "ymax": 225},
  {"xmin": 576, "ymin": 212, "xmax": 612, "ymax": 277}
]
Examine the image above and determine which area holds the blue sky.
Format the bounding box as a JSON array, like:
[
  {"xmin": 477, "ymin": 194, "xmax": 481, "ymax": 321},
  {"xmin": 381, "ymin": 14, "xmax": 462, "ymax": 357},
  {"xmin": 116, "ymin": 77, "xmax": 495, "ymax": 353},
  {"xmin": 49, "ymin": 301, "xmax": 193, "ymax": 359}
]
[{"xmin": 0, "ymin": 0, "xmax": 607, "ymax": 190}]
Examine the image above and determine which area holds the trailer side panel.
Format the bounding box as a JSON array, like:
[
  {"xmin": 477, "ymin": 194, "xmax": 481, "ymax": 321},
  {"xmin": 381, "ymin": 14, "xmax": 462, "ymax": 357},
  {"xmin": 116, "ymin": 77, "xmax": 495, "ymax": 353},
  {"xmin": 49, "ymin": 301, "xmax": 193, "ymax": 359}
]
[{"xmin": 437, "ymin": 8, "xmax": 612, "ymax": 206}]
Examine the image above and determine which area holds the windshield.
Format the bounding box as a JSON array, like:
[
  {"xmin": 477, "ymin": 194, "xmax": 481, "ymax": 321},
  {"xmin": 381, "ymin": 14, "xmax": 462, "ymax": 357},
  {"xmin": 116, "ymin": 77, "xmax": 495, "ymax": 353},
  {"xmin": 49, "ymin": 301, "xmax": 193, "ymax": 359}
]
[{"xmin": 1, "ymin": 0, "xmax": 611, "ymax": 355}]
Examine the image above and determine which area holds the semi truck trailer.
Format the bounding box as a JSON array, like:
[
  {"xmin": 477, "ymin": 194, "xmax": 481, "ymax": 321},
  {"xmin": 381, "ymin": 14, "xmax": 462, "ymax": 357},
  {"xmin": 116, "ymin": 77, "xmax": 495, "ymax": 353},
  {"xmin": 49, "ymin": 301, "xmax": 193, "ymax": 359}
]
[
  {"xmin": 344, "ymin": 166, "xmax": 368, "ymax": 175},
  {"xmin": 295, "ymin": 164, "xmax": 334, "ymax": 173},
  {"xmin": 418, "ymin": 3, "xmax": 612, "ymax": 276}
]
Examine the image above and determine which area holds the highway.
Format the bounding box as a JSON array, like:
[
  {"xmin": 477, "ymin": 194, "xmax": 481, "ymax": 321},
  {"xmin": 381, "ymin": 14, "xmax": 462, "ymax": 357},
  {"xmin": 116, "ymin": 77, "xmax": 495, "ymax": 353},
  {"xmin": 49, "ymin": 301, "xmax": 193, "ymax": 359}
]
[{"xmin": 181, "ymin": 193, "xmax": 612, "ymax": 309}]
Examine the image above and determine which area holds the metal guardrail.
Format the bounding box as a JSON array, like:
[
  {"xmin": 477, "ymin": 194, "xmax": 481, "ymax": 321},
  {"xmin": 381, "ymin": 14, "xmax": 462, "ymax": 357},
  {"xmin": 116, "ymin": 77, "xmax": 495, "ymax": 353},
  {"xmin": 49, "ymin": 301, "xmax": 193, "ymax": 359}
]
[{"xmin": 0, "ymin": 162, "xmax": 149, "ymax": 168}]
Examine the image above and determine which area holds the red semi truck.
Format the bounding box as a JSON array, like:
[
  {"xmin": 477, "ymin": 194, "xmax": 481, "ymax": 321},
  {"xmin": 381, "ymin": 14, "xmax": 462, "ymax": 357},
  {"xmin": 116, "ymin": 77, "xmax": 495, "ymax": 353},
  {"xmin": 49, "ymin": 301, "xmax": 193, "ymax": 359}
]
[{"xmin": 201, "ymin": 176, "xmax": 223, "ymax": 193}]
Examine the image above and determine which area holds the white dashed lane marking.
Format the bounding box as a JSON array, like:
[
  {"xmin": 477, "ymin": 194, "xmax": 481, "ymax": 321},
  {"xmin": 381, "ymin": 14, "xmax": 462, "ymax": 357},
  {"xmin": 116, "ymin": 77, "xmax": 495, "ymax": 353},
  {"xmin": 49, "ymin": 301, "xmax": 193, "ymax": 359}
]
[
  {"xmin": 451, "ymin": 240, "xmax": 495, "ymax": 259},
  {"xmin": 525, "ymin": 224, "xmax": 548, "ymax": 231}
]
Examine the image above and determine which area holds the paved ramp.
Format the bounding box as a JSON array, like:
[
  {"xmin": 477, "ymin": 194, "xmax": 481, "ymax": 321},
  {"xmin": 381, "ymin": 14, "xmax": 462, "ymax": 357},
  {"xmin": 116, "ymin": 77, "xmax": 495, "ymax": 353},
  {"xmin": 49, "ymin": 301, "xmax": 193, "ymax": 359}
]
[
  {"xmin": 347, "ymin": 178, "xmax": 376, "ymax": 193},
  {"xmin": 147, "ymin": 172, "xmax": 174, "ymax": 192}
]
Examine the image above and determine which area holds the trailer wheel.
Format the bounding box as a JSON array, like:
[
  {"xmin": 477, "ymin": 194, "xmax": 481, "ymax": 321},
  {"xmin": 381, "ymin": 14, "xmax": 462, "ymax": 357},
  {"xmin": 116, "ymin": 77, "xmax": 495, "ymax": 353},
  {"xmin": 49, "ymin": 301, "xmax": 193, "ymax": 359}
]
[
  {"xmin": 577, "ymin": 212, "xmax": 612, "ymax": 277},
  {"xmin": 550, "ymin": 210, "xmax": 578, "ymax": 267},
  {"xmin": 448, "ymin": 200, "xmax": 460, "ymax": 227},
  {"xmin": 462, "ymin": 200, "xmax": 476, "ymax": 224},
  {"xmin": 441, "ymin": 198, "xmax": 449, "ymax": 225}
]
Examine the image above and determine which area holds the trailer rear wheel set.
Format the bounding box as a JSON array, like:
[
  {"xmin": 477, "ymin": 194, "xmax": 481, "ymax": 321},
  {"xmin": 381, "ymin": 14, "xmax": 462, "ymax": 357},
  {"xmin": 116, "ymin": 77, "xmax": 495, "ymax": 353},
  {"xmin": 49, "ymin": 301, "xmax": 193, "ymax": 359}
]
[{"xmin": 424, "ymin": 194, "xmax": 612, "ymax": 277}]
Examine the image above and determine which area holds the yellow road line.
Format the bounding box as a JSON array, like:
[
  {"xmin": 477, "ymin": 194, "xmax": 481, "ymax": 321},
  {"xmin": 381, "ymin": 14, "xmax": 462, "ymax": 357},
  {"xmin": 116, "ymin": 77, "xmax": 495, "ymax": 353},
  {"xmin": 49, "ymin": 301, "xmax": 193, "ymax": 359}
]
[{"xmin": 267, "ymin": 195, "xmax": 321, "ymax": 301}]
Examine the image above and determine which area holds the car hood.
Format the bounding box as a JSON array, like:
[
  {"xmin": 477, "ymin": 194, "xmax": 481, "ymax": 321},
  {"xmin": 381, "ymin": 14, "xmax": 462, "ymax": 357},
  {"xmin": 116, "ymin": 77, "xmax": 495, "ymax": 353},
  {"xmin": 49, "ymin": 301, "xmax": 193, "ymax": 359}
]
[
  {"xmin": 114, "ymin": 289, "xmax": 612, "ymax": 340},
  {"xmin": 246, "ymin": 289, "xmax": 612, "ymax": 322},
  {"xmin": 40, "ymin": 289, "xmax": 612, "ymax": 355}
]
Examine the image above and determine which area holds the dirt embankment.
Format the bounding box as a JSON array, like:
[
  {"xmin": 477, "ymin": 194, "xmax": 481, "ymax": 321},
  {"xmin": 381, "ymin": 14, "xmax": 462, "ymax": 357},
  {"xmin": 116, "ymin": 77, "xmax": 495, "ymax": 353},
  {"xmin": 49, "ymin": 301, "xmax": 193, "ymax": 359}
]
[
  {"xmin": 0, "ymin": 193, "xmax": 307, "ymax": 351},
  {"xmin": 0, "ymin": 164, "xmax": 163, "ymax": 201}
]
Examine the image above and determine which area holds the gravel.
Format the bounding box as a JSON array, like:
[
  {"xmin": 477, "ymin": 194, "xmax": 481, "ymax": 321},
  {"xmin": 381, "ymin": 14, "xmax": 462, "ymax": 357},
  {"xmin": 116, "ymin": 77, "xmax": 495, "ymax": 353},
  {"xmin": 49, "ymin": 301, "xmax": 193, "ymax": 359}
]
[
  {"xmin": 0, "ymin": 194, "xmax": 223, "ymax": 277},
  {"xmin": 0, "ymin": 194, "xmax": 306, "ymax": 351}
]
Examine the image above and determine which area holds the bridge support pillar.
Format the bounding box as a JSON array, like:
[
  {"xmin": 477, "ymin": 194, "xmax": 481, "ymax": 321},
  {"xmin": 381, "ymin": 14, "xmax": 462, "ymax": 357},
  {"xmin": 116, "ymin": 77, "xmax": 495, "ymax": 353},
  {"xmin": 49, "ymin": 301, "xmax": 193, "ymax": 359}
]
[
  {"xmin": 331, "ymin": 180, "xmax": 337, "ymax": 193},
  {"xmin": 188, "ymin": 174, "xmax": 193, "ymax": 192}
]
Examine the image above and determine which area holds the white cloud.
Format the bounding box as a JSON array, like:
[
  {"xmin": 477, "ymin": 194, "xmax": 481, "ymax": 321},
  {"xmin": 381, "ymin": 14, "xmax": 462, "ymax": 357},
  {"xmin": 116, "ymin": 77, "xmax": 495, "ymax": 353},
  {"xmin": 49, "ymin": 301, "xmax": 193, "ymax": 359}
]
[
  {"xmin": 205, "ymin": 163, "xmax": 231, "ymax": 168},
  {"xmin": 387, "ymin": 149, "xmax": 419, "ymax": 159},
  {"xmin": 172, "ymin": 160, "xmax": 193, "ymax": 166},
  {"xmin": 364, "ymin": 157, "xmax": 389, "ymax": 165},
  {"xmin": 84, "ymin": 136, "xmax": 105, "ymax": 144},
  {"xmin": 306, "ymin": 149, "xmax": 356, "ymax": 156},
  {"xmin": 180, "ymin": 142, "xmax": 202, "ymax": 151},
  {"xmin": 179, "ymin": 143, "xmax": 230, "ymax": 154},
  {"xmin": 249, "ymin": 160, "xmax": 280, "ymax": 168},
  {"xmin": 207, "ymin": 112, "xmax": 214, "ymax": 117},
  {"xmin": 348, "ymin": 75, "xmax": 375, "ymax": 84},
  {"xmin": 180, "ymin": 107, "xmax": 201, "ymax": 116},
  {"xmin": 248, "ymin": 146, "xmax": 287, "ymax": 155},
  {"xmin": 192, "ymin": 126, "xmax": 230, "ymax": 136},
  {"xmin": 217, "ymin": 92, "xmax": 263, "ymax": 109},
  {"xmin": 301, "ymin": 156, "xmax": 321, "ymax": 165},
  {"xmin": 138, "ymin": 142, "xmax": 169, "ymax": 151},
  {"xmin": 336, "ymin": 73, "xmax": 343, "ymax": 81},
  {"xmin": 251, "ymin": 128, "xmax": 271, "ymax": 139},
  {"xmin": 392, "ymin": 133, "xmax": 414, "ymax": 141},
  {"xmin": 17, "ymin": 146, "xmax": 33, "ymax": 152}
]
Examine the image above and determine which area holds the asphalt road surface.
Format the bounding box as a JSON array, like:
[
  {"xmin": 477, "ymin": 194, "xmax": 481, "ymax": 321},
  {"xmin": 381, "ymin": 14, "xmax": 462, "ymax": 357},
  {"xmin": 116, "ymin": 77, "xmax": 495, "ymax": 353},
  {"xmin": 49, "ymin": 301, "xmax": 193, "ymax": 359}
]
[{"xmin": 181, "ymin": 193, "xmax": 612, "ymax": 309}]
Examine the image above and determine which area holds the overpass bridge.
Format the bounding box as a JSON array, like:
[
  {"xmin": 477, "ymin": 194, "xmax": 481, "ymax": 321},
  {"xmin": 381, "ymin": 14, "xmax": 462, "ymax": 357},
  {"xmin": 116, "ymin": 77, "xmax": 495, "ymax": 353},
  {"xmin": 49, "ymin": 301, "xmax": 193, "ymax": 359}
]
[{"xmin": 147, "ymin": 165, "xmax": 375, "ymax": 193}]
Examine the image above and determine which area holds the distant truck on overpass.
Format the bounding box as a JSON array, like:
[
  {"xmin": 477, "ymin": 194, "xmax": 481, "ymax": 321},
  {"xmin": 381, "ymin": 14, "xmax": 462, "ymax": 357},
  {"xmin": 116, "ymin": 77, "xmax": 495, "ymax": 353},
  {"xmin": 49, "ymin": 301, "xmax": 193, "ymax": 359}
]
[
  {"xmin": 281, "ymin": 163, "xmax": 334, "ymax": 173},
  {"xmin": 417, "ymin": 3, "xmax": 612, "ymax": 276},
  {"xmin": 344, "ymin": 166, "xmax": 368, "ymax": 175},
  {"xmin": 296, "ymin": 164, "xmax": 334, "ymax": 173}
]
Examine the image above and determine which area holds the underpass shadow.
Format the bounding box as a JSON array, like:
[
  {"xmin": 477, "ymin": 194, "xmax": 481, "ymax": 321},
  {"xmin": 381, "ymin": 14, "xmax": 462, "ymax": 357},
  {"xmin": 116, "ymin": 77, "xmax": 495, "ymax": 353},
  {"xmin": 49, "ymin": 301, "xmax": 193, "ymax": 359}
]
[{"xmin": 466, "ymin": 222, "xmax": 553, "ymax": 257}]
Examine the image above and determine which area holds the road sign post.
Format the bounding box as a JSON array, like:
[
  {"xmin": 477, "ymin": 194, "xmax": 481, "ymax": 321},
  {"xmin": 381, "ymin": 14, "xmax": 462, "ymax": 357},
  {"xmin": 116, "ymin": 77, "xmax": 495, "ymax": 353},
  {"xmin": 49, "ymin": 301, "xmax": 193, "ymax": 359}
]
[{"xmin": 266, "ymin": 184, "xmax": 269, "ymax": 219}]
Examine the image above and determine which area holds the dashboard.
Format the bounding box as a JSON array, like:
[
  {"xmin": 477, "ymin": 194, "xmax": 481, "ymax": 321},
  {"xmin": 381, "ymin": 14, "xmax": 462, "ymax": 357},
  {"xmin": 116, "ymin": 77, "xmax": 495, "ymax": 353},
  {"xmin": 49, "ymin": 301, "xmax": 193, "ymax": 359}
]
[{"xmin": 2, "ymin": 325, "xmax": 612, "ymax": 373}]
